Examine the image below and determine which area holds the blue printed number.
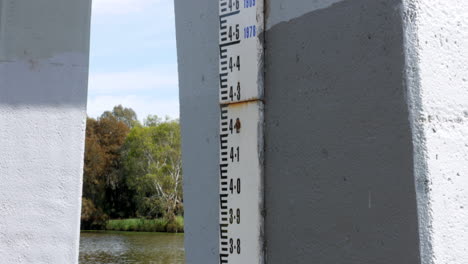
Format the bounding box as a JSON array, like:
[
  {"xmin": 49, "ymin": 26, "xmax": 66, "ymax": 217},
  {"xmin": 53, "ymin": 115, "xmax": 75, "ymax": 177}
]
[
  {"xmin": 244, "ymin": 25, "xmax": 256, "ymax": 39},
  {"xmin": 244, "ymin": 0, "xmax": 255, "ymax": 8}
]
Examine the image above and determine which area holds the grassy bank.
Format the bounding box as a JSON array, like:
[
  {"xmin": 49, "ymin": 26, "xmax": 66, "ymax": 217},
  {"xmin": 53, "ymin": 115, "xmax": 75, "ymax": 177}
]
[{"xmin": 106, "ymin": 216, "xmax": 184, "ymax": 233}]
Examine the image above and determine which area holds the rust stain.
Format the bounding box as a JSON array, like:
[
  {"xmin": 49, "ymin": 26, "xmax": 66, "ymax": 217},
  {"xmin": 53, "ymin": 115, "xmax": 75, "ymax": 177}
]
[
  {"xmin": 235, "ymin": 118, "xmax": 241, "ymax": 133},
  {"xmin": 226, "ymin": 98, "xmax": 263, "ymax": 108}
]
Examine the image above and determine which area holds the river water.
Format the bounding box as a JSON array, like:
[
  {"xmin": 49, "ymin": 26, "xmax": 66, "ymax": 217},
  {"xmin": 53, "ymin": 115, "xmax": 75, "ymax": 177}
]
[{"xmin": 79, "ymin": 231, "xmax": 185, "ymax": 264}]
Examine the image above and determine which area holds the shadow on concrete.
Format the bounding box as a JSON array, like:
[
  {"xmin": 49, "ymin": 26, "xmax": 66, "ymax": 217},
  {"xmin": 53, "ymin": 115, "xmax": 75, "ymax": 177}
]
[{"xmin": 264, "ymin": 0, "xmax": 421, "ymax": 263}]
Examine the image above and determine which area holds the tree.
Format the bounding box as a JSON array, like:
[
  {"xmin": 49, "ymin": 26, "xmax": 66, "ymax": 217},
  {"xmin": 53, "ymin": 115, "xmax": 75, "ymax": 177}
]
[
  {"xmin": 81, "ymin": 198, "xmax": 108, "ymax": 230},
  {"xmin": 122, "ymin": 118, "xmax": 183, "ymax": 219},
  {"xmin": 101, "ymin": 105, "xmax": 140, "ymax": 128},
  {"xmin": 144, "ymin": 115, "xmax": 161, "ymax": 127},
  {"xmin": 82, "ymin": 114, "xmax": 134, "ymax": 222},
  {"xmin": 82, "ymin": 107, "xmax": 183, "ymax": 230},
  {"xmin": 93, "ymin": 115, "xmax": 130, "ymax": 189},
  {"xmin": 82, "ymin": 118, "xmax": 106, "ymax": 207}
]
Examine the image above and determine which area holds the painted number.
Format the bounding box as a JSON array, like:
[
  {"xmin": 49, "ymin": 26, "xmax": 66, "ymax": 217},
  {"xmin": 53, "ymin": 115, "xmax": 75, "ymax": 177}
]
[
  {"xmin": 244, "ymin": 0, "xmax": 256, "ymax": 8},
  {"xmin": 244, "ymin": 25, "xmax": 256, "ymax": 39},
  {"xmin": 229, "ymin": 178, "xmax": 241, "ymax": 194},
  {"xmin": 229, "ymin": 208, "xmax": 241, "ymax": 224},
  {"xmin": 230, "ymin": 146, "xmax": 240, "ymax": 162},
  {"xmin": 228, "ymin": 118, "xmax": 241, "ymax": 134},
  {"xmin": 229, "ymin": 25, "xmax": 240, "ymax": 41},
  {"xmin": 229, "ymin": 238, "xmax": 241, "ymax": 254},
  {"xmin": 229, "ymin": 83, "xmax": 241, "ymax": 101},
  {"xmin": 228, "ymin": 0, "xmax": 240, "ymax": 11},
  {"xmin": 229, "ymin": 56, "xmax": 241, "ymax": 72}
]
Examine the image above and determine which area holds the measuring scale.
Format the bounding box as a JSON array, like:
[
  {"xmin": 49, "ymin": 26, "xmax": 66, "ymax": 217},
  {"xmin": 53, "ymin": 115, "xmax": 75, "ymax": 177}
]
[{"xmin": 218, "ymin": 0, "xmax": 264, "ymax": 263}]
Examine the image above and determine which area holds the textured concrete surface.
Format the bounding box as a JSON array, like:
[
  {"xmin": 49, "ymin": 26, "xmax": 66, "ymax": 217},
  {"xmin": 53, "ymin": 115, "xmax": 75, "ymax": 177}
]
[
  {"xmin": 174, "ymin": 0, "xmax": 220, "ymax": 263},
  {"xmin": 0, "ymin": 0, "xmax": 91, "ymax": 263},
  {"xmin": 404, "ymin": 0, "xmax": 468, "ymax": 263},
  {"xmin": 264, "ymin": 0, "xmax": 420, "ymax": 263}
]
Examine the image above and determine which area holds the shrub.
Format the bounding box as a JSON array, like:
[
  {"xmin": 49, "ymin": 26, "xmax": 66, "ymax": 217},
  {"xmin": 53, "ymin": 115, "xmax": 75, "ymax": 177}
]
[
  {"xmin": 81, "ymin": 198, "xmax": 109, "ymax": 230},
  {"xmin": 105, "ymin": 216, "xmax": 184, "ymax": 233}
]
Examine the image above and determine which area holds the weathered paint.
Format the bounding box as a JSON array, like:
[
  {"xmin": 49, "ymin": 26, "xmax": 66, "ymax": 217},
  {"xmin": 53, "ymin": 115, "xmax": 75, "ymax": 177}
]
[
  {"xmin": 219, "ymin": 102, "xmax": 264, "ymax": 263},
  {"xmin": 218, "ymin": 1, "xmax": 265, "ymax": 262},
  {"xmin": 218, "ymin": 0, "xmax": 264, "ymax": 104},
  {"xmin": 0, "ymin": 0, "xmax": 91, "ymax": 263}
]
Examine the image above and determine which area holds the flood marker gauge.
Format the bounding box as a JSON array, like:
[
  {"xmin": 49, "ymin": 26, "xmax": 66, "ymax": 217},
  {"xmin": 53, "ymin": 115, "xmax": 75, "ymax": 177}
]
[{"xmin": 218, "ymin": 0, "xmax": 264, "ymax": 263}]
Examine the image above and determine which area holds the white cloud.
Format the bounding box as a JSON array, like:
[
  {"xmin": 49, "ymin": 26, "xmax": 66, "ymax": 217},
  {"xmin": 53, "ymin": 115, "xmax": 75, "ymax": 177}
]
[
  {"xmin": 92, "ymin": 0, "xmax": 163, "ymax": 15},
  {"xmin": 88, "ymin": 0, "xmax": 179, "ymax": 121},
  {"xmin": 88, "ymin": 67, "xmax": 178, "ymax": 94},
  {"xmin": 87, "ymin": 95, "xmax": 179, "ymax": 120}
]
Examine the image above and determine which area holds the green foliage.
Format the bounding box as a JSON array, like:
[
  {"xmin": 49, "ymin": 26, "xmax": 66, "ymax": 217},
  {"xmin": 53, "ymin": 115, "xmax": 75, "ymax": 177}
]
[
  {"xmin": 144, "ymin": 115, "xmax": 162, "ymax": 127},
  {"xmin": 81, "ymin": 106, "xmax": 183, "ymax": 232},
  {"xmin": 166, "ymin": 216, "xmax": 184, "ymax": 233},
  {"xmin": 101, "ymin": 105, "xmax": 140, "ymax": 128},
  {"xmin": 122, "ymin": 117, "xmax": 183, "ymax": 219},
  {"xmin": 106, "ymin": 217, "xmax": 184, "ymax": 233}
]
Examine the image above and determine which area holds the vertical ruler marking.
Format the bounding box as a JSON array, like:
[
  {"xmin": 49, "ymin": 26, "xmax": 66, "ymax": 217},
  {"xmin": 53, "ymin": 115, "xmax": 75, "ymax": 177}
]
[{"xmin": 218, "ymin": 0, "xmax": 264, "ymax": 263}]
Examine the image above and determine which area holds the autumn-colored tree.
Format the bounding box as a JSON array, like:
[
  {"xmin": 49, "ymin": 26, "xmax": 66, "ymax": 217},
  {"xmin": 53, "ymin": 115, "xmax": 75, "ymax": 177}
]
[
  {"xmin": 80, "ymin": 198, "xmax": 108, "ymax": 230},
  {"xmin": 82, "ymin": 113, "xmax": 133, "ymax": 224},
  {"xmin": 82, "ymin": 118, "xmax": 106, "ymax": 209}
]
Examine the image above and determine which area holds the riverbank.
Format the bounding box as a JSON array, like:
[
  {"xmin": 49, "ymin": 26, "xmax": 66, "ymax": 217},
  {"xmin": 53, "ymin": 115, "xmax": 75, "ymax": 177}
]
[{"xmin": 104, "ymin": 217, "xmax": 184, "ymax": 233}]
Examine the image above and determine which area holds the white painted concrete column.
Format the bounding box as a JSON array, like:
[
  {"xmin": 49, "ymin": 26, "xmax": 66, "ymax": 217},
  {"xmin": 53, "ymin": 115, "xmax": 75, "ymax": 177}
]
[
  {"xmin": 404, "ymin": 1, "xmax": 468, "ymax": 263},
  {"xmin": 0, "ymin": 1, "xmax": 91, "ymax": 263}
]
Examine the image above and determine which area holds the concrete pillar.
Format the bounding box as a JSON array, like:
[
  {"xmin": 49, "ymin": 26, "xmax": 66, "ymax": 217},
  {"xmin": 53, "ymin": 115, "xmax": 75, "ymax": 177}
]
[
  {"xmin": 0, "ymin": 1, "xmax": 91, "ymax": 263},
  {"xmin": 175, "ymin": 0, "xmax": 468, "ymax": 263},
  {"xmin": 175, "ymin": 1, "xmax": 220, "ymax": 263},
  {"xmin": 264, "ymin": 1, "xmax": 419, "ymax": 262},
  {"xmin": 404, "ymin": 1, "xmax": 468, "ymax": 263}
]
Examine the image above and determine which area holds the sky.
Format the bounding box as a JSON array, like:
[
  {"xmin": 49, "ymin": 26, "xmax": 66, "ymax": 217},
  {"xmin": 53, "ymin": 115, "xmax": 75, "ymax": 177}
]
[{"xmin": 87, "ymin": 0, "xmax": 179, "ymax": 121}]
